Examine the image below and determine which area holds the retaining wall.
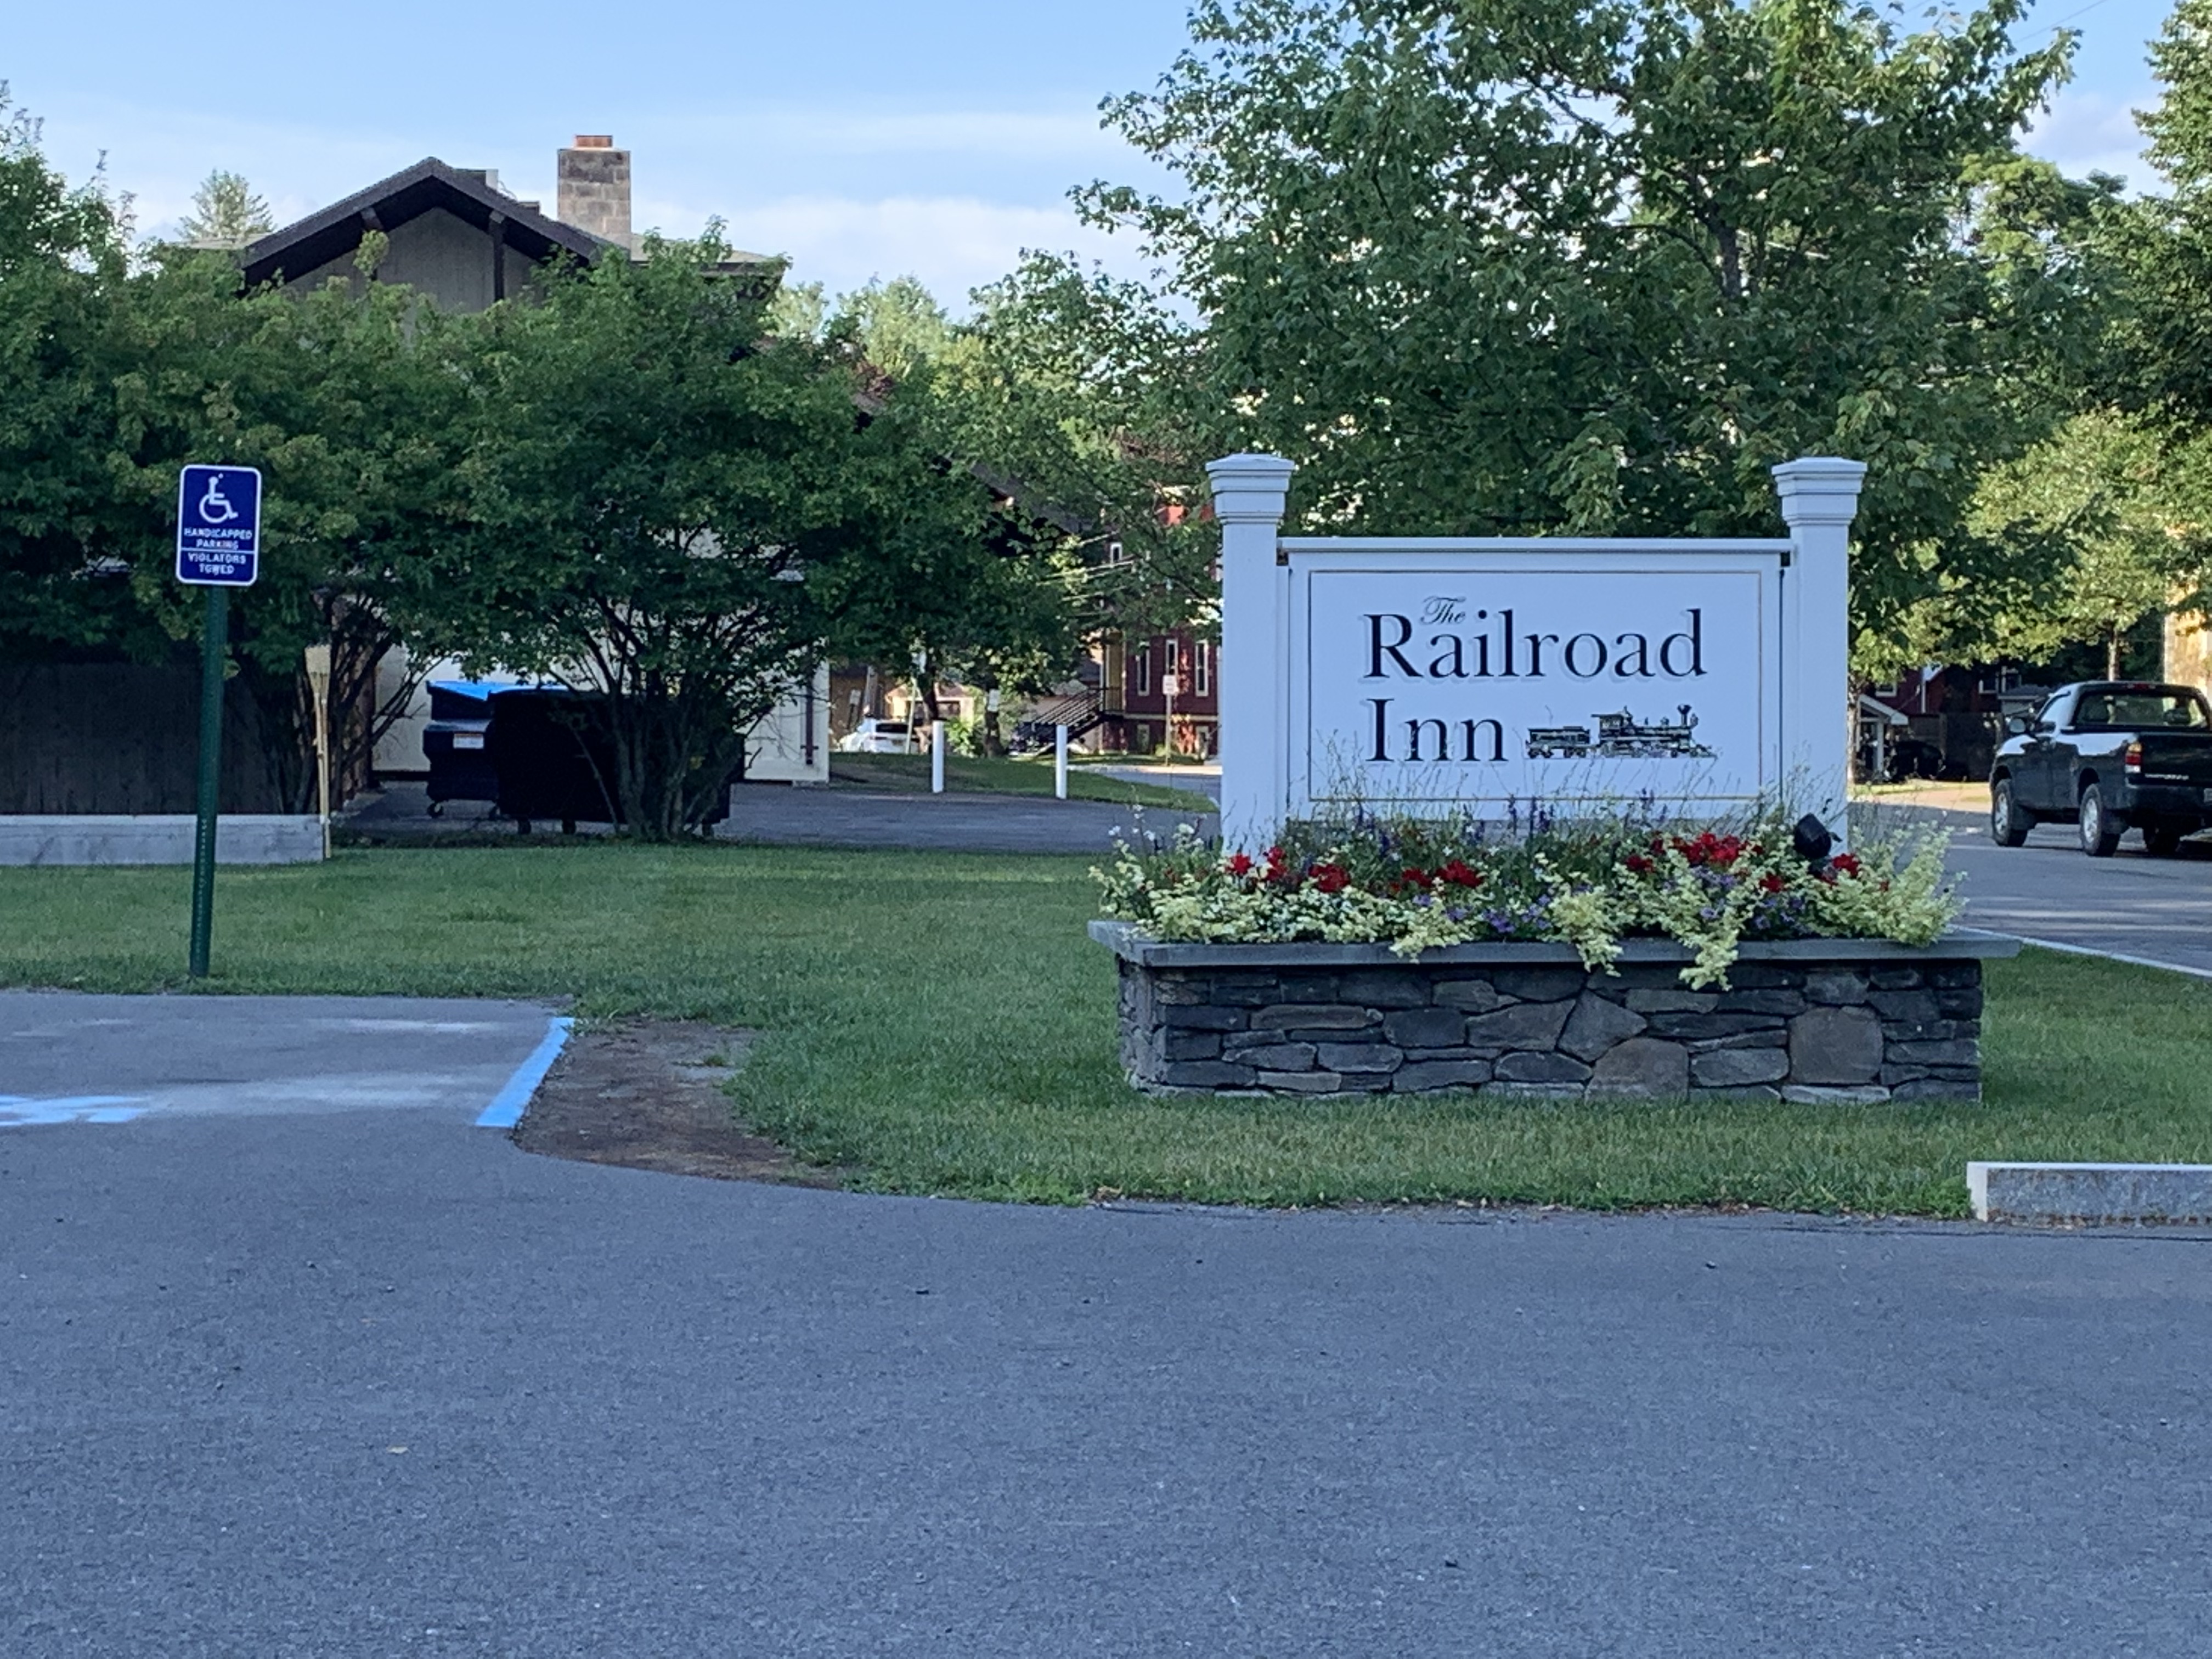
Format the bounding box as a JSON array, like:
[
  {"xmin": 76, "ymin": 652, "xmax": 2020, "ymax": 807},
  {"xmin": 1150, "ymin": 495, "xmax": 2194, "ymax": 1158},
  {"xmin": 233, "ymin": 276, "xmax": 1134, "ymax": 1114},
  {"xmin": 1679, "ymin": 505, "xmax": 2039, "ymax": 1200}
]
[{"xmin": 1093, "ymin": 922, "xmax": 2018, "ymax": 1102}]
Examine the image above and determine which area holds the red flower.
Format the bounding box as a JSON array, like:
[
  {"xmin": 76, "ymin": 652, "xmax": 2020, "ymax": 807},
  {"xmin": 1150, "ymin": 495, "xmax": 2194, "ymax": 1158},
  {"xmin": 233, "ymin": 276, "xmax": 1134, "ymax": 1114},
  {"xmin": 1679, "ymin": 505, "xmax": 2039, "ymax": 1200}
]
[
  {"xmin": 1263, "ymin": 845, "xmax": 1289, "ymax": 882},
  {"xmin": 1831, "ymin": 853, "xmax": 1862, "ymax": 877},
  {"xmin": 1401, "ymin": 866, "xmax": 1434, "ymax": 889},
  {"xmin": 1437, "ymin": 859, "xmax": 1482, "ymax": 888},
  {"xmin": 1310, "ymin": 861, "xmax": 1351, "ymax": 894},
  {"xmin": 1624, "ymin": 854, "xmax": 1653, "ymax": 874},
  {"xmin": 1227, "ymin": 852, "xmax": 1254, "ymax": 877},
  {"xmin": 1673, "ymin": 831, "xmax": 1746, "ymax": 868},
  {"xmin": 1759, "ymin": 872, "xmax": 1788, "ymax": 894}
]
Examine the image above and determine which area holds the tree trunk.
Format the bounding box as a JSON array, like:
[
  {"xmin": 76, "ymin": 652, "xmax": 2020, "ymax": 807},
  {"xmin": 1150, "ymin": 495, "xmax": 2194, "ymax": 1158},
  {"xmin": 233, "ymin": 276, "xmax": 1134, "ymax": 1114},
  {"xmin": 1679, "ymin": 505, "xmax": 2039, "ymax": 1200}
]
[
  {"xmin": 2108, "ymin": 623, "xmax": 2124, "ymax": 681},
  {"xmin": 978, "ymin": 672, "xmax": 1003, "ymax": 757}
]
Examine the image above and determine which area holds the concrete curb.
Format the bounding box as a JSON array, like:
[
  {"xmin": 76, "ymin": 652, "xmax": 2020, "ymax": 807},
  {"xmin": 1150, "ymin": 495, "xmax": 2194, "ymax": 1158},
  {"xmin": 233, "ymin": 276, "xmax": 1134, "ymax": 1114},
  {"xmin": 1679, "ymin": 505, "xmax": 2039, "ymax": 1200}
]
[
  {"xmin": 0, "ymin": 815, "xmax": 324, "ymax": 866},
  {"xmin": 1968, "ymin": 1161, "xmax": 2212, "ymax": 1224}
]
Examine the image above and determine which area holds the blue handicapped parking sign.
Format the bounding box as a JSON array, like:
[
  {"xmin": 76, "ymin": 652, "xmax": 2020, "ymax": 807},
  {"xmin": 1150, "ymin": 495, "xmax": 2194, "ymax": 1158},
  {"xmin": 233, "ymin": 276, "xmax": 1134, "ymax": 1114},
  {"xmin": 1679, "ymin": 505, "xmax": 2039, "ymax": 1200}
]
[{"xmin": 175, "ymin": 464, "xmax": 262, "ymax": 586}]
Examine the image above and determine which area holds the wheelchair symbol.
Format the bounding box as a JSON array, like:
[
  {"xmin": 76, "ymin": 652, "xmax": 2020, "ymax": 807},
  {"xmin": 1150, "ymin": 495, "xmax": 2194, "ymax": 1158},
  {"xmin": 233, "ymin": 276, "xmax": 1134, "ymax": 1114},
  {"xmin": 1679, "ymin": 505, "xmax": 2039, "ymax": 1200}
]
[{"xmin": 198, "ymin": 476, "xmax": 239, "ymax": 524}]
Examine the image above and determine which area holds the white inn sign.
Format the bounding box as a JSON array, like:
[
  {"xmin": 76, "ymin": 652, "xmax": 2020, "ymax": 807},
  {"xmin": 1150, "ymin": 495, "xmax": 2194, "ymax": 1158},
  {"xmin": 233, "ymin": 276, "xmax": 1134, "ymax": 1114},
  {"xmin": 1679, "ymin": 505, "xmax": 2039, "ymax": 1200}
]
[{"xmin": 1206, "ymin": 453, "xmax": 1866, "ymax": 843}]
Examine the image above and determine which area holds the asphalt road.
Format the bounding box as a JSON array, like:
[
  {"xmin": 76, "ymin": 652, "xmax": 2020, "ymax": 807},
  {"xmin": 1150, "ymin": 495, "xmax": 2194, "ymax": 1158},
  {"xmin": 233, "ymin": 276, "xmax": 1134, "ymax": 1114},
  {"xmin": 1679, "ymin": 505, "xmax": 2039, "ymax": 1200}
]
[
  {"xmin": 1857, "ymin": 797, "xmax": 2212, "ymax": 975},
  {"xmin": 4, "ymin": 994, "xmax": 2210, "ymax": 1657},
  {"xmin": 346, "ymin": 780, "xmax": 1216, "ymax": 856}
]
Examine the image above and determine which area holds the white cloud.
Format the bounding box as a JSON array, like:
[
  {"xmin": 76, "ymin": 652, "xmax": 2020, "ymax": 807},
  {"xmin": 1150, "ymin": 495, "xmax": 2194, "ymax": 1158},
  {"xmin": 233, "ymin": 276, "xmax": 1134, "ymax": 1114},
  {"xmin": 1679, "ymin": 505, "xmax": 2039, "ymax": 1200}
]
[
  {"xmin": 2024, "ymin": 87, "xmax": 2155, "ymax": 187},
  {"xmin": 636, "ymin": 193, "xmax": 1150, "ymax": 309},
  {"xmin": 658, "ymin": 106, "xmax": 1121, "ymax": 162}
]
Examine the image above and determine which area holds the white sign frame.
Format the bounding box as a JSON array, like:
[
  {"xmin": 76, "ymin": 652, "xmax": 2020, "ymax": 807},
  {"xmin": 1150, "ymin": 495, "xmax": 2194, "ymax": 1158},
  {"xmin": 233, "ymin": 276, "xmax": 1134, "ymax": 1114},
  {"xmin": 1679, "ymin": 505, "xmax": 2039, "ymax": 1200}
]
[{"xmin": 1205, "ymin": 454, "xmax": 1866, "ymax": 845}]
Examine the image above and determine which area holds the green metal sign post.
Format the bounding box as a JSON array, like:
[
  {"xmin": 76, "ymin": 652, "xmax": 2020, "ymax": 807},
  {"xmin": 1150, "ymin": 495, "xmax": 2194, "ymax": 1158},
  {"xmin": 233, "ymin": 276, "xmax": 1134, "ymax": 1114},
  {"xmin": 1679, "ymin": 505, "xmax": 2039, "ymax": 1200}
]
[
  {"xmin": 175, "ymin": 464, "xmax": 262, "ymax": 979},
  {"xmin": 187, "ymin": 586, "xmax": 229, "ymax": 978}
]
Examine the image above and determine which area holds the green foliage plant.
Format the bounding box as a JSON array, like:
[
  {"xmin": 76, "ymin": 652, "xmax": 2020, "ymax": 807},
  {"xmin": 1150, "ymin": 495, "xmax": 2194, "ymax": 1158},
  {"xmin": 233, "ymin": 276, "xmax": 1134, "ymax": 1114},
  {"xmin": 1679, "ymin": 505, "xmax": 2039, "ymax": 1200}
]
[{"xmin": 1096, "ymin": 805, "xmax": 1959, "ymax": 988}]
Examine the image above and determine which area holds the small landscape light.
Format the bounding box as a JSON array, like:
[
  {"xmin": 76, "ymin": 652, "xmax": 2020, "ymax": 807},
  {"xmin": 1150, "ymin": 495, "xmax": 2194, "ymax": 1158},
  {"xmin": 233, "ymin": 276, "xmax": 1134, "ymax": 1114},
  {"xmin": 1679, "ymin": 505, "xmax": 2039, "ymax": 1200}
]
[{"xmin": 1792, "ymin": 813, "xmax": 1833, "ymax": 866}]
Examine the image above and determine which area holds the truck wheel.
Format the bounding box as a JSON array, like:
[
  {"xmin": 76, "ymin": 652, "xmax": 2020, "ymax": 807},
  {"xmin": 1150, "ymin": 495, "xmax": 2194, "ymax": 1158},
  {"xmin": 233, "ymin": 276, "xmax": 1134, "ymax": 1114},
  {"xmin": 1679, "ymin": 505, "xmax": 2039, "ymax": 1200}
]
[
  {"xmin": 2144, "ymin": 821, "xmax": 2186, "ymax": 857},
  {"xmin": 1990, "ymin": 778, "xmax": 2032, "ymax": 847},
  {"xmin": 2078, "ymin": 784, "xmax": 2122, "ymax": 857}
]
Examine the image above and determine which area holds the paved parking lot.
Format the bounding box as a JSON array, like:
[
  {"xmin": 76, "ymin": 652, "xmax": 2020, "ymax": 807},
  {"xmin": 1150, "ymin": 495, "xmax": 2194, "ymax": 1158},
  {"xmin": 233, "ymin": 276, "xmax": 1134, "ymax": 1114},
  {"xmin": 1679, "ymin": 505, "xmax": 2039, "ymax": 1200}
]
[
  {"xmin": 3, "ymin": 994, "xmax": 2209, "ymax": 1657},
  {"xmin": 1857, "ymin": 797, "xmax": 2212, "ymax": 975},
  {"xmin": 0, "ymin": 992, "xmax": 562, "ymax": 1128},
  {"xmin": 345, "ymin": 780, "xmax": 1216, "ymax": 856}
]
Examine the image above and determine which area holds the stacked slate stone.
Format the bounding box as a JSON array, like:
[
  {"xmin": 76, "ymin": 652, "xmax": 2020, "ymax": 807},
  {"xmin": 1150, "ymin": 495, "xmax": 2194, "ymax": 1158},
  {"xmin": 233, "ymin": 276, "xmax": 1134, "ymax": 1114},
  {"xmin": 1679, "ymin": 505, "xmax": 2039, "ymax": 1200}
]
[{"xmin": 1116, "ymin": 958, "xmax": 1984, "ymax": 1102}]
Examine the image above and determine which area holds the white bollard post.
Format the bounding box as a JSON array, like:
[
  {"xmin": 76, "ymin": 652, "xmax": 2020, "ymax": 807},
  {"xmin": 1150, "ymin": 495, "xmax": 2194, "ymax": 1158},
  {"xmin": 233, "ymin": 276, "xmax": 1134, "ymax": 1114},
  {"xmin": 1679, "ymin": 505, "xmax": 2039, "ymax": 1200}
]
[
  {"xmin": 932, "ymin": 719, "xmax": 946, "ymax": 794},
  {"xmin": 1054, "ymin": 723, "xmax": 1069, "ymax": 800},
  {"xmin": 1771, "ymin": 456, "xmax": 1867, "ymax": 846}
]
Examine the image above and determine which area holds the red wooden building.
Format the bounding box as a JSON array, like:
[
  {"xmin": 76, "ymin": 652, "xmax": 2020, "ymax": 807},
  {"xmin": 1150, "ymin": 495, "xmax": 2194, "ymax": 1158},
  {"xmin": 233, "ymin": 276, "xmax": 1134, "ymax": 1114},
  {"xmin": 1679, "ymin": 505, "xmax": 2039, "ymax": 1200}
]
[{"xmin": 1097, "ymin": 631, "xmax": 1219, "ymax": 757}]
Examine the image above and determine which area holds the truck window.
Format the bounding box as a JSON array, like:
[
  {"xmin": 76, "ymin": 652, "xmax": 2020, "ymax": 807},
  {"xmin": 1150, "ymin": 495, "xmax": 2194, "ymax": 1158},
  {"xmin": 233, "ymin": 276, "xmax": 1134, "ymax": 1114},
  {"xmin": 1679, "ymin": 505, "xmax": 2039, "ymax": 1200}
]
[{"xmin": 2072, "ymin": 692, "xmax": 2211, "ymax": 731}]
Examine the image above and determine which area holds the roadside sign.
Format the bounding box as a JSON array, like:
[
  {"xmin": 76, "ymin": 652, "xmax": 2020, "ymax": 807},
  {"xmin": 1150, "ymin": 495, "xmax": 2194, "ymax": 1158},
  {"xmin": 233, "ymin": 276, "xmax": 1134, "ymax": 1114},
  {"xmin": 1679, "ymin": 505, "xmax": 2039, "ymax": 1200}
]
[{"xmin": 175, "ymin": 464, "xmax": 262, "ymax": 586}]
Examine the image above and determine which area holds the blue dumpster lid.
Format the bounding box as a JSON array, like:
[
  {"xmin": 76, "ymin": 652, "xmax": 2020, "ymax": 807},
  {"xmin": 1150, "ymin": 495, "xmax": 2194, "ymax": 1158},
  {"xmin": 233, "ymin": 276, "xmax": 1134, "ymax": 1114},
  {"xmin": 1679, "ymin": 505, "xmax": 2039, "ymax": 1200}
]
[{"xmin": 426, "ymin": 680, "xmax": 512, "ymax": 706}]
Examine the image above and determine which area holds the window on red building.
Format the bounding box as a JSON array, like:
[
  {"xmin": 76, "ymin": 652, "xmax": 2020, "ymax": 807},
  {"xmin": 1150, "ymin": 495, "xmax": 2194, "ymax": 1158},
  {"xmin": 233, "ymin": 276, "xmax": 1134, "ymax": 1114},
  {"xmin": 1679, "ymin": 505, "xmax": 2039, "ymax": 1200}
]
[
  {"xmin": 1136, "ymin": 646, "xmax": 1152, "ymax": 697},
  {"xmin": 1194, "ymin": 642, "xmax": 1210, "ymax": 697}
]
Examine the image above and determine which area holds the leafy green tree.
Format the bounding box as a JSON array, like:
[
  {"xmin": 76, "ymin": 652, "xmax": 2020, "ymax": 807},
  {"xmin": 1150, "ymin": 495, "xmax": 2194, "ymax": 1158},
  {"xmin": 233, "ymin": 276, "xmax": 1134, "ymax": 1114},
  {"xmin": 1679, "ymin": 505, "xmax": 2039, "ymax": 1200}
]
[
  {"xmin": 1, "ymin": 95, "xmax": 472, "ymax": 807},
  {"xmin": 111, "ymin": 239, "xmax": 475, "ymax": 805},
  {"xmin": 1965, "ymin": 413, "xmax": 2204, "ymax": 676},
  {"xmin": 1077, "ymin": 0, "xmax": 2093, "ymax": 659},
  {"xmin": 0, "ymin": 93, "xmax": 166, "ymax": 662},
  {"xmin": 940, "ymin": 255, "xmax": 1218, "ymax": 646},
  {"xmin": 422, "ymin": 234, "xmax": 983, "ymax": 837},
  {"xmin": 818, "ymin": 273, "xmax": 1099, "ymax": 752},
  {"xmin": 832, "ymin": 276, "xmax": 955, "ymax": 382},
  {"xmin": 176, "ymin": 169, "xmax": 273, "ymax": 249}
]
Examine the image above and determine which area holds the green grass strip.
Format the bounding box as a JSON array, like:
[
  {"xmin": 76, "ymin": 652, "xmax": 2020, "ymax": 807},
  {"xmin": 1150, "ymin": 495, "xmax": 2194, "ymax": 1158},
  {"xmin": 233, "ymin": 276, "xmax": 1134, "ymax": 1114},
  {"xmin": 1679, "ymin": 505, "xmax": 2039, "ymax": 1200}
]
[{"xmin": 1, "ymin": 844, "xmax": 2204, "ymax": 1214}]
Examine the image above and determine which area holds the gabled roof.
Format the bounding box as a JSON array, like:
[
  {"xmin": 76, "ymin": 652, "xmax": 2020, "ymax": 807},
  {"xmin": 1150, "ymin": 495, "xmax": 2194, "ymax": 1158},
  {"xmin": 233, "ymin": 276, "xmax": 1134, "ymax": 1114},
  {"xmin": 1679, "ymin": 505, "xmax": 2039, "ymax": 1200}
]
[{"xmin": 240, "ymin": 156, "xmax": 610, "ymax": 288}]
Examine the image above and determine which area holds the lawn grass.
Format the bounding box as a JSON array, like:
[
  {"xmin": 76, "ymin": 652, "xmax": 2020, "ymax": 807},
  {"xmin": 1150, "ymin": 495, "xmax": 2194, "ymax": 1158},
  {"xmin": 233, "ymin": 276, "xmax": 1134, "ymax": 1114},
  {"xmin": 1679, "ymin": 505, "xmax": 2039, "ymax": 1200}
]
[
  {"xmin": 828, "ymin": 751, "xmax": 1212, "ymax": 810},
  {"xmin": 2, "ymin": 843, "xmax": 2205, "ymax": 1215}
]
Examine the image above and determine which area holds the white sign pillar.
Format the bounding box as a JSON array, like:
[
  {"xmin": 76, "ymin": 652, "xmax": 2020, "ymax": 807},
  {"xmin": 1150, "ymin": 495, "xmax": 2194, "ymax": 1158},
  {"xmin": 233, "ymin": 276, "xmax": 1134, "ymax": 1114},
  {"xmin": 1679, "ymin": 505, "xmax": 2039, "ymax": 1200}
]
[
  {"xmin": 1771, "ymin": 456, "xmax": 1867, "ymax": 841},
  {"xmin": 1206, "ymin": 453, "xmax": 1296, "ymax": 845}
]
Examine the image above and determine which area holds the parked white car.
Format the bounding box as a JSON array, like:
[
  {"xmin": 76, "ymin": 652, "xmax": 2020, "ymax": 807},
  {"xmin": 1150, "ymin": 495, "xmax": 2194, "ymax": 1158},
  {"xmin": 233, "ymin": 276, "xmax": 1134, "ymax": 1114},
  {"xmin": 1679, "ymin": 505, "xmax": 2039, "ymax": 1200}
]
[{"xmin": 836, "ymin": 718, "xmax": 918, "ymax": 754}]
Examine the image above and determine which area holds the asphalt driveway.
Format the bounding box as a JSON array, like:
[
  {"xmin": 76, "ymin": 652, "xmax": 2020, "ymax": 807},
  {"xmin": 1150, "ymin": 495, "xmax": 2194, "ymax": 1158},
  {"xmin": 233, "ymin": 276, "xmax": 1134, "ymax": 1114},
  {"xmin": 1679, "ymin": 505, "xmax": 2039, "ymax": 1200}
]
[
  {"xmin": 1858, "ymin": 795, "xmax": 2212, "ymax": 975},
  {"xmin": 2, "ymin": 1012, "xmax": 2207, "ymax": 1657},
  {"xmin": 0, "ymin": 991, "xmax": 561, "ymax": 1127}
]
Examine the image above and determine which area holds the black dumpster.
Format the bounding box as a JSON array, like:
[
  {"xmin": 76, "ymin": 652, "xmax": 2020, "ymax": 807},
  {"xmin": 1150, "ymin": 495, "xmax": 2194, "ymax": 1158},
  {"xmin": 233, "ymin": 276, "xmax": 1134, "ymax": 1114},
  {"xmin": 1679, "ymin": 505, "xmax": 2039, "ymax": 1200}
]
[
  {"xmin": 423, "ymin": 681, "xmax": 500, "ymax": 811},
  {"xmin": 487, "ymin": 687, "xmax": 617, "ymax": 834}
]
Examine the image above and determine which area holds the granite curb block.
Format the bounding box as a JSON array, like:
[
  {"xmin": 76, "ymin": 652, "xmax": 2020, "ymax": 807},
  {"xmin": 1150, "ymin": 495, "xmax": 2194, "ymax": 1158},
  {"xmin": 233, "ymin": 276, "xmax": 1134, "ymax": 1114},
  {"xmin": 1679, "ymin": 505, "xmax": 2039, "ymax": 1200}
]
[
  {"xmin": 1093, "ymin": 921, "xmax": 2017, "ymax": 1103},
  {"xmin": 1968, "ymin": 1161, "xmax": 2212, "ymax": 1224},
  {"xmin": 0, "ymin": 814, "xmax": 326, "ymax": 866}
]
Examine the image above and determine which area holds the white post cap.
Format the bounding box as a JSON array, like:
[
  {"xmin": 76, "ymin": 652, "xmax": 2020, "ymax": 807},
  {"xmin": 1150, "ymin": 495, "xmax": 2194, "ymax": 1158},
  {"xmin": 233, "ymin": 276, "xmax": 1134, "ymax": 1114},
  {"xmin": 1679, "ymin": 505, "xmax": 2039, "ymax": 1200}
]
[
  {"xmin": 1205, "ymin": 453, "xmax": 1296, "ymax": 524},
  {"xmin": 1771, "ymin": 456, "xmax": 1867, "ymax": 528}
]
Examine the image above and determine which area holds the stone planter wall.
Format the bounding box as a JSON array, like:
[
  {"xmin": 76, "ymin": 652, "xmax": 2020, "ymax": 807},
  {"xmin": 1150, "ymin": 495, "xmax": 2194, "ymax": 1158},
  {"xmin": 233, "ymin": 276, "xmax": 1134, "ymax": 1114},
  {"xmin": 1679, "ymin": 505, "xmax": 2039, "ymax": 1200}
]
[{"xmin": 1092, "ymin": 922, "xmax": 2019, "ymax": 1103}]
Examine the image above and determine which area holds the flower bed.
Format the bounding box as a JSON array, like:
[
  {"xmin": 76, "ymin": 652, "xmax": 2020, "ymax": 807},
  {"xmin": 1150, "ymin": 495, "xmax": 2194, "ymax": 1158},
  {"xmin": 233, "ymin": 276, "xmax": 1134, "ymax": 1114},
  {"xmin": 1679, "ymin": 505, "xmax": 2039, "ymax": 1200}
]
[
  {"xmin": 1093, "ymin": 809, "xmax": 2010, "ymax": 1102},
  {"xmin": 1094, "ymin": 809, "xmax": 1959, "ymax": 989}
]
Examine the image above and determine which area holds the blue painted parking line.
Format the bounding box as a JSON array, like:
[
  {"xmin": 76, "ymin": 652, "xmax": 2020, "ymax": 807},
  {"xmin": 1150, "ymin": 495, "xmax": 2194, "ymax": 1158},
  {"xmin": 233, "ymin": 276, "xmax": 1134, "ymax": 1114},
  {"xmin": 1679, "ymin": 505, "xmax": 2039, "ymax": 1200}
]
[
  {"xmin": 474, "ymin": 1017, "xmax": 574, "ymax": 1128},
  {"xmin": 0, "ymin": 1096, "xmax": 150, "ymax": 1128}
]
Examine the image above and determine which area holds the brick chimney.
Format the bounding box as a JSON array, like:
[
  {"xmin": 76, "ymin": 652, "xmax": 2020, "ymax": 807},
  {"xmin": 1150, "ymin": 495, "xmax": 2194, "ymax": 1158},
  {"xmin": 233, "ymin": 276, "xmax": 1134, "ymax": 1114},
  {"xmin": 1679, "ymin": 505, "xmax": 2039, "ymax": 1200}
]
[{"xmin": 557, "ymin": 134, "xmax": 631, "ymax": 251}]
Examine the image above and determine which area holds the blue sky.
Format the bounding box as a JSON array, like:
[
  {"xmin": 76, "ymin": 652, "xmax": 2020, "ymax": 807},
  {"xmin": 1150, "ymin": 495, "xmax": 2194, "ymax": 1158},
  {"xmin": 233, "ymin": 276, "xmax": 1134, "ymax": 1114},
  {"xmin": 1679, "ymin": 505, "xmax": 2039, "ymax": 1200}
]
[{"xmin": 3, "ymin": 0, "xmax": 2184, "ymax": 309}]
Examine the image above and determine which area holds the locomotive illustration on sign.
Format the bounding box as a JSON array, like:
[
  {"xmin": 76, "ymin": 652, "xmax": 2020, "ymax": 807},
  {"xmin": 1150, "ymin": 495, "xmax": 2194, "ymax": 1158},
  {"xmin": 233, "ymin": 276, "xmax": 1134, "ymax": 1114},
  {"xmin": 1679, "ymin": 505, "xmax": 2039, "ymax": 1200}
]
[{"xmin": 1525, "ymin": 706, "xmax": 1715, "ymax": 761}]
